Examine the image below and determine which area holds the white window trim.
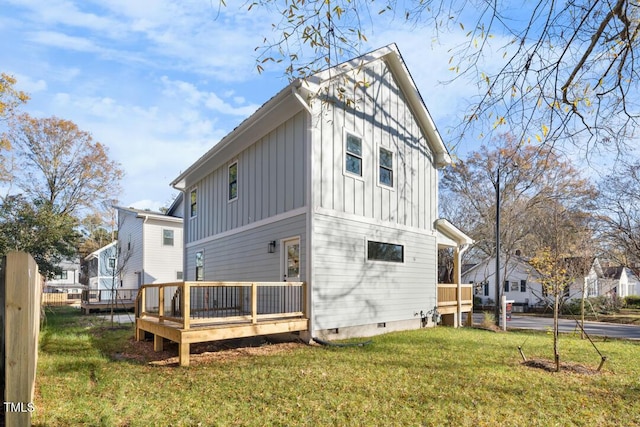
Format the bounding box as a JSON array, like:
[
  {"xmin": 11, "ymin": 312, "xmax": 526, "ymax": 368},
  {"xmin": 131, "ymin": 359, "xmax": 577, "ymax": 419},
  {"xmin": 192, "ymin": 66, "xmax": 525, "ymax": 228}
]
[
  {"xmin": 189, "ymin": 187, "xmax": 198, "ymax": 219},
  {"xmin": 195, "ymin": 250, "xmax": 205, "ymax": 281},
  {"xmin": 343, "ymin": 129, "xmax": 365, "ymax": 181},
  {"xmin": 280, "ymin": 236, "xmax": 302, "ymax": 282},
  {"xmin": 364, "ymin": 238, "xmax": 406, "ymax": 264},
  {"xmin": 376, "ymin": 144, "xmax": 395, "ymax": 190},
  {"xmin": 228, "ymin": 160, "xmax": 239, "ymax": 203},
  {"xmin": 162, "ymin": 228, "xmax": 174, "ymax": 246}
]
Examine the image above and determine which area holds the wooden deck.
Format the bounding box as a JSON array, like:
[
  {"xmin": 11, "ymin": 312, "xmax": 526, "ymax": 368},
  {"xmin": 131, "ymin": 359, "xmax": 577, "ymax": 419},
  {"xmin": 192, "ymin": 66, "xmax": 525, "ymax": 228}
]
[
  {"xmin": 437, "ymin": 284, "xmax": 473, "ymax": 326},
  {"xmin": 81, "ymin": 289, "xmax": 137, "ymax": 314},
  {"xmin": 135, "ymin": 281, "xmax": 308, "ymax": 366}
]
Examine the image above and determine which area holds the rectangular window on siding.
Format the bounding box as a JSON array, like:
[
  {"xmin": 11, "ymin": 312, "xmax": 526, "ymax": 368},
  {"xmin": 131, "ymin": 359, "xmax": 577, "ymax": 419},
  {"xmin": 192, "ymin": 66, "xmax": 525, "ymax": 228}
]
[
  {"xmin": 163, "ymin": 229, "xmax": 174, "ymax": 246},
  {"xmin": 367, "ymin": 240, "xmax": 404, "ymax": 263},
  {"xmin": 54, "ymin": 271, "xmax": 68, "ymax": 280},
  {"xmin": 229, "ymin": 161, "xmax": 238, "ymax": 201},
  {"xmin": 176, "ymin": 271, "xmax": 183, "ymax": 280},
  {"xmin": 503, "ymin": 280, "xmax": 509, "ymax": 292},
  {"xmin": 108, "ymin": 257, "xmax": 116, "ymax": 269},
  {"xmin": 190, "ymin": 189, "xmax": 197, "ymax": 217},
  {"xmin": 345, "ymin": 133, "xmax": 362, "ymax": 176},
  {"xmin": 195, "ymin": 251, "xmax": 204, "ymax": 281},
  {"xmin": 484, "ymin": 282, "xmax": 489, "ymax": 296},
  {"xmin": 379, "ymin": 147, "xmax": 393, "ymax": 187},
  {"xmin": 520, "ymin": 280, "xmax": 527, "ymax": 292}
]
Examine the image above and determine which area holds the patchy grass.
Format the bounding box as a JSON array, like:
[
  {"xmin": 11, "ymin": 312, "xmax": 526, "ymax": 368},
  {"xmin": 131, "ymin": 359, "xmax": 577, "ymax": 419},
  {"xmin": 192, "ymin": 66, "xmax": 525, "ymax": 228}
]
[{"xmin": 34, "ymin": 307, "xmax": 640, "ymax": 426}]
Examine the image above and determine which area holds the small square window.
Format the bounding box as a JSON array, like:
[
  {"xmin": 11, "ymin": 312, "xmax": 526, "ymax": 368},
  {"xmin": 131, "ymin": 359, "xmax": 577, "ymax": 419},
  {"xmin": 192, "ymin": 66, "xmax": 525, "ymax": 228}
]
[
  {"xmin": 108, "ymin": 257, "xmax": 116, "ymax": 269},
  {"xmin": 176, "ymin": 271, "xmax": 183, "ymax": 280},
  {"xmin": 345, "ymin": 133, "xmax": 362, "ymax": 176},
  {"xmin": 190, "ymin": 189, "xmax": 197, "ymax": 217},
  {"xmin": 163, "ymin": 229, "xmax": 174, "ymax": 246},
  {"xmin": 229, "ymin": 162, "xmax": 238, "ymax": 201},
  {"xmin": 379, "ymin": 147, "xmax": 393, "ymax": 187}
]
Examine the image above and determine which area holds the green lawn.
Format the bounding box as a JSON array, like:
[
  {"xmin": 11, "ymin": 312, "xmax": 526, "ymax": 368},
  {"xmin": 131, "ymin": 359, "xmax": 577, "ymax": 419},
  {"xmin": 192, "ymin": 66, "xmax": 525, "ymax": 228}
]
[{"xmin": 34, "ymin": 307, "xmax": 640, "ymax": 426}]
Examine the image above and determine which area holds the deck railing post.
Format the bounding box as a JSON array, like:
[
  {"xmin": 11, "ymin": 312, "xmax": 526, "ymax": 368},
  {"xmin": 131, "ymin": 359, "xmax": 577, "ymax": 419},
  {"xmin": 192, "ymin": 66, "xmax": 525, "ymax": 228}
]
[
  {"xmin": 182, "ymin": 281, "xmax": 190, "ymax": 330},
  {"xmin": 159, "ymin": 285, "xmax": 165, "ymax": 322},
  {"xmin": 140, "ymin": 286, "xmax": 146, "ymax": 317},
  {"xmin": 251, "ymin": 282, "xmax": 258, "ymax": 324}
]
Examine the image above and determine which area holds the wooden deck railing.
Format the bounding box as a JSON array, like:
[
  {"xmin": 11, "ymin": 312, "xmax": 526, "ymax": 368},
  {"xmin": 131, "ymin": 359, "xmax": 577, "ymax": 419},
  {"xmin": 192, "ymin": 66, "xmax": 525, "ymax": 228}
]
[
  {"xmin": 437, "ymin": 284, "xmax": 473, "ymax": 307},
  {"xmin": 136, "ymin": 281, "xmax": 306, "ymax": 330},
  {"xmin": 82, "ymin": 288, "xmax": 138, "ymax": 303}
]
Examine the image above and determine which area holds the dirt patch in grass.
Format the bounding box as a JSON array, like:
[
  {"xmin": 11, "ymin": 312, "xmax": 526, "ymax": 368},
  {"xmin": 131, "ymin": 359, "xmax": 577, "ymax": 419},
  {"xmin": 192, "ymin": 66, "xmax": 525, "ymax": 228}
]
[
  {"xmin": 522, "ymin": 358, "xmax": 601, "ymax": 375},
  {"xmin": 113, "ymin": 336, "xmax": 308, "ymax": 366}
]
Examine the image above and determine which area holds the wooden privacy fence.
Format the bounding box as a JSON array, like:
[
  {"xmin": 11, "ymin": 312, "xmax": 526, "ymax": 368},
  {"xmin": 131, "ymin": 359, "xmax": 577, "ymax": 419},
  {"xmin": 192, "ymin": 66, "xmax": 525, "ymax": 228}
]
[
  {"xmin": 41, "ymin": 293, "xmax": 81, "ymax": 306},
  {"xmin": 135, "ymin": 281, "xmax": 308, "ymax": 366},
  {"xmin": 1, "ymin": 252, "xmax": 41, "ymax": 426}
]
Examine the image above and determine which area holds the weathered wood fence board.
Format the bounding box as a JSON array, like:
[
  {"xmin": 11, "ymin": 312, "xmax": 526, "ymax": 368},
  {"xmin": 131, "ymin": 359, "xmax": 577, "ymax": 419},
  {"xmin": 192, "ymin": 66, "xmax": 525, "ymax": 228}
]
[{"xmin": 2, "ymin": 252, "xmax": 41, "ymax": 426}]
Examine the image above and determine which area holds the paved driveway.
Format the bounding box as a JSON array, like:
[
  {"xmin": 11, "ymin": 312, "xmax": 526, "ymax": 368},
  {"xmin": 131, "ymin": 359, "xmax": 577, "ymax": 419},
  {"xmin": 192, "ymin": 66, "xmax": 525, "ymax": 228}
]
[{"xmin": 472, "ymin": 313, "xmax": 640, "ymax": 340}]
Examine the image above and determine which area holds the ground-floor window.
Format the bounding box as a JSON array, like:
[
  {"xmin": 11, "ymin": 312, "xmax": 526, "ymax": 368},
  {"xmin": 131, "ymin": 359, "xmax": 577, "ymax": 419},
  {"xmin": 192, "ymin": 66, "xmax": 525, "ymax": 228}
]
[
  {"xmin": 195, "ymin": 251, "xmax": 204, "ymax": 281},
  {"xmin": 367, "ymin": 241, "xmax": 404, "ymax": 263}
]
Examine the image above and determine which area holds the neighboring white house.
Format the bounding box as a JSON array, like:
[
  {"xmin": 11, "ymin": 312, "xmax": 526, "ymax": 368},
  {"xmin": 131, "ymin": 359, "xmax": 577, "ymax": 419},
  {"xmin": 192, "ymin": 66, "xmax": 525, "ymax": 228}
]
[
  {"xmin": 170, "ymin": 44, "xmax": 472, "ymax": 340},
  {"xmin": 462, "ymin": 255, "xmax": 545, "ymax": 310},
  {"xmin": 44, "ymin": 258, "xmax": 84, "ymax": 295},
  {"xmin": 115, "ymin": 202, "xmax": 183, "ymax": 290},
  {"xmin": 599, "ymin": 266, "xmax": 639, "ymax": 298}
]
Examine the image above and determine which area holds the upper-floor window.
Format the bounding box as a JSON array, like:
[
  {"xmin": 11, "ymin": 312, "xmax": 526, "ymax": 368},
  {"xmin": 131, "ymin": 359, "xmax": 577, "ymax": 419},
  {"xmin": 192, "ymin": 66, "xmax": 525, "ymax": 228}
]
[
  {"xmin": 345, "ymin": 133, "xmax": 362, "ymax": 176},
  {"xmin": 163, "ymin": 229, "xmax": 174, "ymax": 246},
  {"xmin": 367, "ymin": 240, "xmax": 404, "ymax": 263},
  {"xmin": 229, "ymin": 162, "xmax": 238, "ymax": 201},
  {"xmin": 190, "ymin": 189, "xmax": 197, "ymax": 217},
  {"xmin": 54, "ymin": 271, "xmax": 68, "ymax": 280},
  {"xmin": 379, "ymin": 147, "xmax": 393, "ymax": 187},
  {"xmin": 108, "ymin": 257, "xmax": 116, "ymax": 269}
]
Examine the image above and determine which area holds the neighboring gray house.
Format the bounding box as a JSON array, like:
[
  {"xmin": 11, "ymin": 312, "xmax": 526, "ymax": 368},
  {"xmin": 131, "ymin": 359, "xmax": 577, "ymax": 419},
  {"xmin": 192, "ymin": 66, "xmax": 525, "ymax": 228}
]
[
  {"xmin": 171, "ymin": 44, "xmax": 471, "ymax": 340},
  {"xmin": 84, "ymin": 241, "xmax": 118, "ymax": 298},
  {"xmin": 115, "ymin": 201, "xmax": 183, "ymax": 290}
]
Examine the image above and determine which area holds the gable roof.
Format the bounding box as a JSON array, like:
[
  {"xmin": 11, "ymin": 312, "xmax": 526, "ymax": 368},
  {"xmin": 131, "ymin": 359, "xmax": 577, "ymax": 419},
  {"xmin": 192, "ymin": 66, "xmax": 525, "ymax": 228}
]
[
  {"xmin": 172, "ymin": 43, "xmax": 451, "ymax": 191},
  {"xmin": 84, "ymin": 241, "xmax": 117, "ymax": 261},
  {"xmin": 115, "ymin": 206, "xmax": 182, "ymax": 224},
  {"xmin": 461, "ymin": 254, "xmax": 541, "ymax": 279}
]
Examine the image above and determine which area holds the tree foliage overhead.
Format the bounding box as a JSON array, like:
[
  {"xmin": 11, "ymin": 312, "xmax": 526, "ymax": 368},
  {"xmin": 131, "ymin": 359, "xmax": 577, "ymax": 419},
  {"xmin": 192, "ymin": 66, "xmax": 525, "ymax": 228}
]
[
  {"xmin": 4, "ymin": 114, "xmax": 124, "ymax": 216},
  {"xmin": 440, "ymin": 134, "xmax": 597, "ymax": 261},
  {"xmin": 0, "ymin": 195, "xmax": 79, "ymax": 277},
  {"xmin": 249, "ymin": 0, "xmax": 640, "ymax": 154},
  {"xmin": 598, "ymin": 161, "xmax": 640, "ymax": 273},
  {"xmin": 0, "ymin": 108, "xmax": 123, "ymax": 276},
  {"xmin": 0, "ymin": 73, "xmax": 29, "ymax": 180}
]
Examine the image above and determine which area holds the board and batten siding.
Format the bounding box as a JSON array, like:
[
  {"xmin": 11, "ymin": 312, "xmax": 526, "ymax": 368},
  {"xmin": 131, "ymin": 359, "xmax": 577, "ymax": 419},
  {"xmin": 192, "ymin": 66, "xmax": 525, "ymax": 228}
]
[
  {"xmin": 186, "ymin": 111, "xmax": 308, "ymax": 244},
  {"xmin": 185, "ymin": 212, "xmax": 306, "ymax": 282},
  {"xmin": 143, "ymin": 218, "xmax": 183, "ymax": 283},
  {"xmin": 312, "ymin": 57, "xmax": 437, "ymax": 230},
  {"xmin": 311, "ymin": 212, "xmax": 437, "ymax": 331}
]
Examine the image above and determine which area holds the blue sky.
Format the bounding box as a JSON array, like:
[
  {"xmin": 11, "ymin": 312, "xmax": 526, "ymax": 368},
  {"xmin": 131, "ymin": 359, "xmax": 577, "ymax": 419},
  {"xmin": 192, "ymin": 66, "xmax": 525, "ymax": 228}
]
[{"xmin": 1, "ymin": 0, "xmax": 498, "ymax": 211}]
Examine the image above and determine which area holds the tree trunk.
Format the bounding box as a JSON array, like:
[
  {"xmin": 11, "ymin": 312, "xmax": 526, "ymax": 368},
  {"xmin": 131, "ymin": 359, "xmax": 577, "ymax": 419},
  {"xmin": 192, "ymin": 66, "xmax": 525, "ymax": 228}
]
[
  {"xmin": 554, "ymin": 290, "xmax": 560, "ymax": 372},
  {"xmin": 580, "ymin": 286, "xmax": 586, "ymax": 340}
]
